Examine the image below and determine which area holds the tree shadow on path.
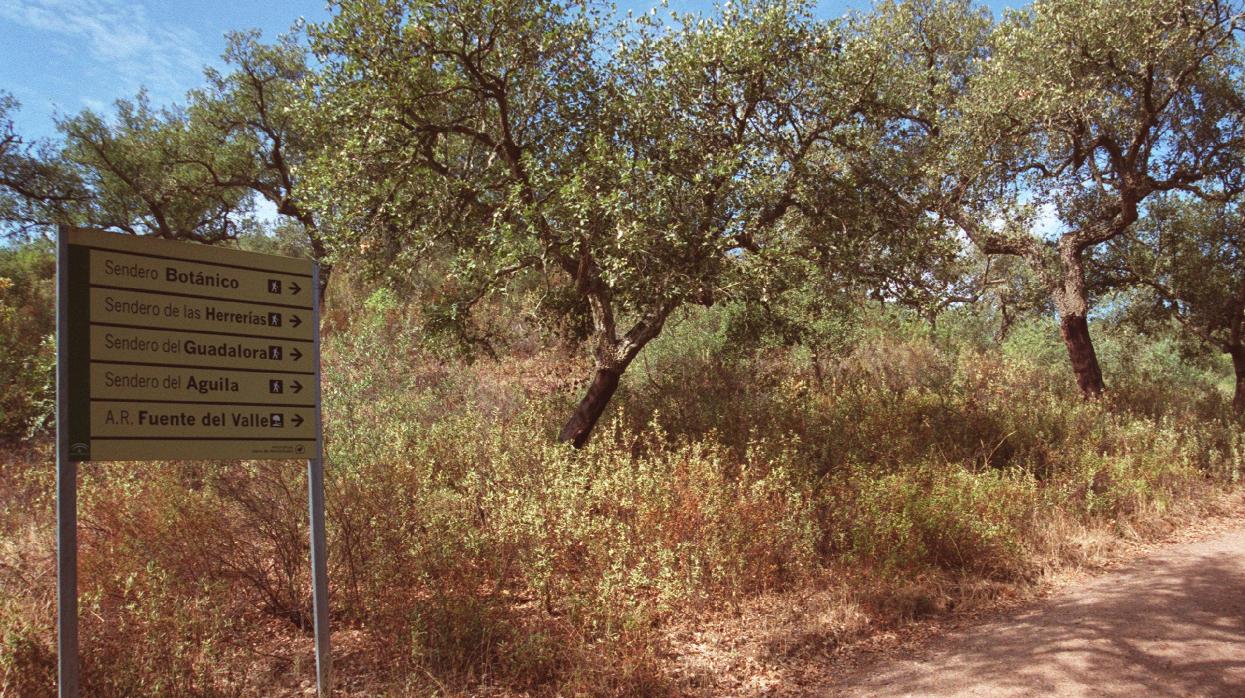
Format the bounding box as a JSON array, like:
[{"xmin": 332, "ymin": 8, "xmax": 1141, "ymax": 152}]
[{"xmin": 833, "ymin": 533, "xmax": 1245, "ymax": 697}]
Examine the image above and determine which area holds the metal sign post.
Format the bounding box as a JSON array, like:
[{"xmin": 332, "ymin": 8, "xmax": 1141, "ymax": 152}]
[
  {"xmin": 56, "ymin": 226, "xmax": 79, "ymax": 697},
  {"xmin": 308, "ymin": 264, "xmax": 332, "ymax": 695},
  {"xmin": 55, "ymin": 226, "xmax": 331, "ymax": 696}
]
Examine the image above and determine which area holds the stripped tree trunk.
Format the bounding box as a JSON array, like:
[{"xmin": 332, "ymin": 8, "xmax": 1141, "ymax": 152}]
[
  {"xmin": 1230, "ymin": 347, "xmax": 1245, "ymax": 417},
  {"xmin": 1054, "ymin": 239, "xmax": 1105, "ymax": 398},
  {"xmin": 1059, "ymin": 313, "xmax": 1105, "ymax": 397},
  {"xmin": 559, "ymin": 368, "xmax": 622, "ymax": 447},
  {"xmin": 556, "ymin": 290, "xmax": 676, "ymax": 449}
]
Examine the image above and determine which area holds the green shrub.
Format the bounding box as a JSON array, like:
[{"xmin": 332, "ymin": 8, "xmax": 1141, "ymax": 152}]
[
  {"xmin": 0, "ymin": 240, "xmax": 55, "ymax": 440},
  {"xmin": 835, "ymin": 461, "xmax": 1037, "ymax": 578},
  {"xmin": 2, "ymin": 296, "xmax": 1242, "ymax": 695}
]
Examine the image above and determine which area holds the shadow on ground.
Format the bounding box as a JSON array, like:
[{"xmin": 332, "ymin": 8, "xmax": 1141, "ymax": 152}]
[{"xmin": 833, "ymin": 531, "xmax": 1245, "ymax": 697}]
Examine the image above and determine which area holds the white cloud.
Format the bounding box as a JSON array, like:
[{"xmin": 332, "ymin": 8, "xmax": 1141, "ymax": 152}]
[{"xmin": 0, "ymin": 0, "xmax": 207, "ymax": 103}]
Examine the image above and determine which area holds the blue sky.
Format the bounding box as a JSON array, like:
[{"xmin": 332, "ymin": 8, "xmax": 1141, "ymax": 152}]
[
  {"xmin": 0, "ymin": 0, "xmax": 1022, "ymax": 143},
  {"xmin": 0, "ymin": 0, "xmax": 332, "ymax": 141}
]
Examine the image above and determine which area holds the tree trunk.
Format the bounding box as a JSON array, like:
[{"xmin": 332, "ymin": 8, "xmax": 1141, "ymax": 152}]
[
  {"xmin": 317, "ymin": 262, "xmax": 332, "ymax": 310},
  {"xmin": 558, "ymin": 368, "xmax": 622, "ymax": 448},
  {"xmin": 308, "ymin": 230, "xmax": 331, "ymax": 310},
  {"xmin": 995, "ymin": 302, "xmax": 1014, "ymax": 344},
  {"xmin": 1051, "ymin": 237, "xmax": 1106, "ymax": 398},
  {"xmin": 1230, "ymin": 348, "xmax": 1245, "ymax": 417},
  {"xmin": 1059, "ymin": 313, "xmax": 1105, "ymax": 397},
  {"xmin": 557, "ymin": 296, "xmax": 674, "ymax": 448}
]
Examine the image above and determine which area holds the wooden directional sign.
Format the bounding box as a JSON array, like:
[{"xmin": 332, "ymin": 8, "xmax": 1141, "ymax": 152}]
[{"xmin": 62, "ymin": 227, "xmax": 318, "ymax": 461}]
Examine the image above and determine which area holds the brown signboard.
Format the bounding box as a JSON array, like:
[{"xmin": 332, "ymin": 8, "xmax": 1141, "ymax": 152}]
[{"xmin": 63, "ymin": 227, "xmax": 318, "ymax": 460}]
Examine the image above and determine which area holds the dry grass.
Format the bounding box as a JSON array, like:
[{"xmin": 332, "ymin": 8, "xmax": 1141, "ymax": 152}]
[
  {"xmin": 2, "ymin": 302, "xmax": 1243, "ymax": 696},
  {"xmin": 659, "ymin": 481, "xmax": 1243, "ymax": 697}
]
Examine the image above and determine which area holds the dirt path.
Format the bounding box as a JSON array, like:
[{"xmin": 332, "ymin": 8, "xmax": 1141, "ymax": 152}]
[{"xmin": 830, "ymin": 525, "xmax": 1245, "ymax": 697}]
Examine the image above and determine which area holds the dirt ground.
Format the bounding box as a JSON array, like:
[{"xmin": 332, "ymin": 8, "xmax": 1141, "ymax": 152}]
[{"xmin": 828, "ymin": 520, "xmax": 1245, "ymax": 697}]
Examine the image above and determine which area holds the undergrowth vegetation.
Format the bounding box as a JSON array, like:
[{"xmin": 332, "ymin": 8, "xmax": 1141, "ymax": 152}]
[
  {"xmin": 2, "ymin": 284, "xmax": 1242, "ymax": 695},
  {"xmin": 2, "ymin": 0, "xmax": 1245, "ymax": 693}
]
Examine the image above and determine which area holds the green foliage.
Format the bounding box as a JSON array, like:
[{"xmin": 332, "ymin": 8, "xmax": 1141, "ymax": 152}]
[
  {"xmin": 4, "ymin": 289, "xmax": 1245, "ymax": 694},
  {"xmin": 1103, "ymin": 196, "xmax": 1245, "ymax": 360},
  {"xmin": 57, "ymin": 92, "xmax": 254, "ymax": 240},
  {"xmin": 0, "ymin": 94, "xmax": 18, "ymax": 227},
  {"xmin": 838, "ymin": 462, "xmax": 1036, "ymax": 578},
  {"xmin": 305, "ymin": 0, "xmax": 607, "ymax": 294},
  {"xmin": 303, "ymin": 0, "xmax": 940, "ymax": 441},
  {"xmin": 0, "ymin": 240, "xmax": 54, "ymax": 440},
  {"xmin": 962, "ymin": 0, "xmax": 1245, "ymax": 205},
  {"xmin": 0, "ymin": 94, "xmax": 83, "ymax": 239},
  {"xmin": 1001, "ymin": 315, "xmax": 1066, "ymax": 366},
  {"xmin": 235, "ymin": 219, "xmax": 314, "ymax": 259},
  {"xmin": 187, "ymin": 29, "xmax": 331, "ymax": 272},
  {"xmin": 5, "ymin": 0, "xmax": 1245, "ymax": 693},
  {"xmin": 315, "ymin": 298, "xmax": 1242, "ymax": 691}
]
